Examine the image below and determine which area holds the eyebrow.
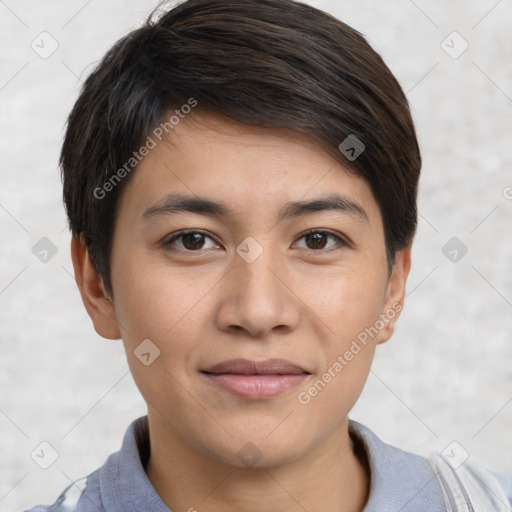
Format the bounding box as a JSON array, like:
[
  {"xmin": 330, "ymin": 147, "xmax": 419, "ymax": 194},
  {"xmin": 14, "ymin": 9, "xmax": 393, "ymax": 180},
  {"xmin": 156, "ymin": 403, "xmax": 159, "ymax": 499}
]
[{"xmin": 141, "ymin": 193, "xmax": 368, "ymax": 223}]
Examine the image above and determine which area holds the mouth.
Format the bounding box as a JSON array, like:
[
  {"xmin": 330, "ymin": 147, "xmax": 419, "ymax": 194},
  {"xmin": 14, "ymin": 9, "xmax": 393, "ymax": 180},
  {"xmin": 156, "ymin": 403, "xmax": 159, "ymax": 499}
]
[{"xmin": 200, "ymin": 358, "xmax": 311, "ymax": 399}]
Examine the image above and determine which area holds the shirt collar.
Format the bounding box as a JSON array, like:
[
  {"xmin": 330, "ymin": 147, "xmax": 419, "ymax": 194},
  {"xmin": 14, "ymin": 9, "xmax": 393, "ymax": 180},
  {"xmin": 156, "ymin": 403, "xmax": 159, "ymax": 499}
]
[
  {"xmin": 99, "ymin": 416, "xmax": 169, "ymax": 512},
  {"xmin": 349, "ymin": 420, "xmax": 445, "ymax": 511},
  {"xmin": 99, "ymin": 415, "xmax": 444, "ymax": 512}
]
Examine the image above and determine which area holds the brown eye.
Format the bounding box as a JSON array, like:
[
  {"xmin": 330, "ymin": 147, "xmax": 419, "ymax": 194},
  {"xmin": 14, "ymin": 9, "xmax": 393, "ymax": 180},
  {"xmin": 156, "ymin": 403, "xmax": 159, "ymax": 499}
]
[
  {"xmin": 181, "ymin": 233, "xmax": 206, "ymax": 250},
  {"xmin": 295, "ymin": 230, "xmax": 347, "ymax": 251},
  {"xmin": 164, "ymin": 230, "xmax": 219, "ymax": 252},
  {"xmin": 304, "ymin": 232, "xmax": 329, "ymax": 249}
]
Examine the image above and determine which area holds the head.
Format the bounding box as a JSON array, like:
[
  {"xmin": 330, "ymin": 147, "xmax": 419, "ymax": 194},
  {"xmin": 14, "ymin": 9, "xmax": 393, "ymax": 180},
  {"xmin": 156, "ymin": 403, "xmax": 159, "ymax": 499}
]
[{"xmin": 66, "ymin": 0, "xmax": 420, "ymax": 468}]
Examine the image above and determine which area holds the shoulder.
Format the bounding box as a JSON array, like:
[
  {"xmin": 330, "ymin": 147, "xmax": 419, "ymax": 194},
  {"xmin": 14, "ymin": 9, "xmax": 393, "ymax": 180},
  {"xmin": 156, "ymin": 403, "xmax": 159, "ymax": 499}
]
[
  {"xmin": 349, "ymin": 420, "xmax": 447, "ymax": 511},
  {"xmin": 349, "ymin": 420, "xmax": 512, "ymax": 512},
  {"xmin": 23, "ymin": 472, "xmax": 101, "ymax": 512},
  {"xmin": 24, "ymin": 416, "xmax": 148, "ymax": 512}
]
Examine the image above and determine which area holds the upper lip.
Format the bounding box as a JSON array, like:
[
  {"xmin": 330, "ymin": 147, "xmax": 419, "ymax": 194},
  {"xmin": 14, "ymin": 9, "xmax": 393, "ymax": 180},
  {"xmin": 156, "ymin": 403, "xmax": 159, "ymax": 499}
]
[{"xmin": 202, "ymin": 358, "xmax": 310, "ymax": 375}]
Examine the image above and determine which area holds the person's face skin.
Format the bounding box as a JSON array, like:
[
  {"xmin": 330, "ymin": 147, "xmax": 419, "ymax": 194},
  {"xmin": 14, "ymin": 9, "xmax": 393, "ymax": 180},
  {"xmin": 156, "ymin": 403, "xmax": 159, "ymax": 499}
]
[{"xmin": 72, "ymin": 112, "xmax": 411, "ymax": 512}]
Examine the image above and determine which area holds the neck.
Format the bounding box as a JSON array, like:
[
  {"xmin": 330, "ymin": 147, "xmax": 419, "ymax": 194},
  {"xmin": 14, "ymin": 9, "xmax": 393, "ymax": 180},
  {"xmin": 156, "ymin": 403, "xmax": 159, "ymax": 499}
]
[{"xmin": 144, "ymin": 413, "xmax": 370, "ymax": 512}]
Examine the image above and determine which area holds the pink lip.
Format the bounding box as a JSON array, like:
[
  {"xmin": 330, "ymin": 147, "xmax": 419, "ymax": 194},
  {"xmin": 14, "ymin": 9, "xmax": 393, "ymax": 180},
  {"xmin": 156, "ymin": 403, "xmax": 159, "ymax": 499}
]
[{"xmin": 201, "ymin": 358, "xmax": 310, "ymax": 399}]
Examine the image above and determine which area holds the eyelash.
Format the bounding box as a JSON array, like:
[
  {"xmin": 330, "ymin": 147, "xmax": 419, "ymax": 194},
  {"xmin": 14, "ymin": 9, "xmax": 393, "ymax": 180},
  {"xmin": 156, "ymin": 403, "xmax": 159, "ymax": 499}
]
[{"xmin": 163, "ymin": 228, "xmax": 349, "ymax": 253}]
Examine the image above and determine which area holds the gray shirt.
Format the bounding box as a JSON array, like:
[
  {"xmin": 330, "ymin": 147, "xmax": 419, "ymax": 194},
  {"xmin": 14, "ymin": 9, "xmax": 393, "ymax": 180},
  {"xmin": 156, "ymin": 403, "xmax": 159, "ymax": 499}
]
[{"xmin": 25, "ymin": 416, "xmax": 512, "ymax": 512}]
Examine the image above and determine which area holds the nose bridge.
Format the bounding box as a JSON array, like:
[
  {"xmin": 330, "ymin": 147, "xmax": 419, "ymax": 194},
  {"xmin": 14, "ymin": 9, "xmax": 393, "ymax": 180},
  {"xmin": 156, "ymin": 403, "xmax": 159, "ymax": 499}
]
[
  {"xmin": 217, "ymin": 236, "xmax": 299, "ymax": 337},
  {"xmin": 238, "ymin": 247, "xmax": 281, "ymax": 303}
]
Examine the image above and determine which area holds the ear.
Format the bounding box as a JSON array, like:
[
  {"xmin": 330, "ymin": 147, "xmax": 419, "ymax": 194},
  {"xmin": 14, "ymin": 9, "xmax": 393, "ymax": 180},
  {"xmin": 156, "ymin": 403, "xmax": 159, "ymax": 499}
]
[
  {"xmin": 70, "ymin": 235, "xmax": 122, "ymax": 340},
  {"xmin": 376, "ymin": 246, "xmax": 411, "ymax": 345}
]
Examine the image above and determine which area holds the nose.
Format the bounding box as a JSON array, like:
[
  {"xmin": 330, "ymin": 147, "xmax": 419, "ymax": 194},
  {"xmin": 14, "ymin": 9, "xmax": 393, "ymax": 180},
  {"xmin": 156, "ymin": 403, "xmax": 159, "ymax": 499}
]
[{"xmin": 215, "ymin": 242, "xmax": 301, "ymax": 339}]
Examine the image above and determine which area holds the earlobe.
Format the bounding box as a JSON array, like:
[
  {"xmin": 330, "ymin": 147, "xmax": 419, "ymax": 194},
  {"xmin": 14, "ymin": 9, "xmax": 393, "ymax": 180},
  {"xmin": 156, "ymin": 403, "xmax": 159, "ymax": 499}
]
[
  {"xmin": 70, "ymin": 236, "xmax": 122, "ymax": 340},
  {"xmin": 377, "ymin": 246, "xmax": 412, "ymax": 345}
]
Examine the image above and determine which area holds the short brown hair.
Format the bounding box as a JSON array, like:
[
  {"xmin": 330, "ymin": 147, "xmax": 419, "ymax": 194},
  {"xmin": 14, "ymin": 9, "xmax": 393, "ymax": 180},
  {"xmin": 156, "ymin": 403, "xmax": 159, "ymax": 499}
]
[{"xmin": 61, "ymin": 0, "xmax": 421, "ymax": 294}]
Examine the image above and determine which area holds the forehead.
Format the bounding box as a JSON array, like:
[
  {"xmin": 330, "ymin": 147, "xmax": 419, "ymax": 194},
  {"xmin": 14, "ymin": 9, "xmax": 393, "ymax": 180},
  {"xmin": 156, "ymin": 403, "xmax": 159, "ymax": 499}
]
[{"xmin": 116, "ymin": 112, "xmax": 381, "ymax": 226}]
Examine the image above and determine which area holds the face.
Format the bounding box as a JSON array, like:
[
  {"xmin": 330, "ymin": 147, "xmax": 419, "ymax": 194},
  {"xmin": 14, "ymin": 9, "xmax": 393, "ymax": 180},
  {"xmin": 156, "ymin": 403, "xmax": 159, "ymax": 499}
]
[{"xmin": 78, "ymin": 112, "xmax": 409, "ymax": 468}]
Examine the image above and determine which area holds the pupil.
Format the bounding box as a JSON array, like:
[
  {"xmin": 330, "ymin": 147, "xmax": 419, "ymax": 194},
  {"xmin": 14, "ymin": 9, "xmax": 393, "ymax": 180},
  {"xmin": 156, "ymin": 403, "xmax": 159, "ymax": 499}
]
[
  {"xmin": 183, "ymin": 233, "xmax": 204, "ymax": 250},
  {"xmin": 307, "ymin": 233, "xmax": 326, "ymax": 249}
]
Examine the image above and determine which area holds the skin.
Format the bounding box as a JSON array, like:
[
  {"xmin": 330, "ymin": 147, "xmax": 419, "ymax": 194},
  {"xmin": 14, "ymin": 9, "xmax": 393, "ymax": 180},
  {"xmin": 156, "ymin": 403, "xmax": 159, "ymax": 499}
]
[{"xmin": 72, "ymin": 112, "xmax": 411, "ymax": 512}]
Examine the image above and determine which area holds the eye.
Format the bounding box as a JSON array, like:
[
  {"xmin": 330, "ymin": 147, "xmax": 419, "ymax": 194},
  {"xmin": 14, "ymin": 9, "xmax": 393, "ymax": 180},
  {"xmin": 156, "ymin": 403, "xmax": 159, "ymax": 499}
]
[
  {"xmin": 163, "ymin": 230, "xmax": 220, "ymax": 252},
  {"xmin": 294, "ymin": 229, "xmax": 348, "ymax": 251},
  {"xmin": 163, "ymin": 229, "xmax": 348, "ymax": 253}
]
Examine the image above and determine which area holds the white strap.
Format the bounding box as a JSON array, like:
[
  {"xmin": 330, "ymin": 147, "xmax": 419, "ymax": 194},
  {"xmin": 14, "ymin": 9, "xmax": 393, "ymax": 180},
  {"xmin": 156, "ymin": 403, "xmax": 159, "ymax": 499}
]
[{"xmin": 428, "ymin": 452, "xmax": 511, "ymax": 512}]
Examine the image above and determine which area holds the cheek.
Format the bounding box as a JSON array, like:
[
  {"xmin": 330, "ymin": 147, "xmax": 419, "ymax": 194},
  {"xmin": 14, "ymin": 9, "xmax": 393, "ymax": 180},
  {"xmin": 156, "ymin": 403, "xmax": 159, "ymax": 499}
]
[
  {"xmin": 300, "ymin": 264, "xmax": 388, "ymax": 345},
  {"xmin": 298, "ymin": 343, "xmax": 375, "ymax": 439},
  {"xmin": 113, "ymin": 262, "xmax": 207, "ymax": 421},
  {"xmin": 293, "ymin": 265, "xmax": 385, "ymax": 411},
  {"xmin": 112, "ymin": 247, "xmax": 212, "ymax": 343},
  {"xmin": 111, "ymin": 252, "xmax": 214, "ymax": 402},
  {"xmin": 296, "ymin": 278, "xmax": 381, "ymax": 422}
]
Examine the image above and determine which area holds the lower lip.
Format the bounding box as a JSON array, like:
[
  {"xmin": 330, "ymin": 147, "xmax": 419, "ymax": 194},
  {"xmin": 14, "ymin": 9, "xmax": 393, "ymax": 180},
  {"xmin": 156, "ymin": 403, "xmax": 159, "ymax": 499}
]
[{"xmin": 201, "ymin": 372, "xmax": 309, "ymax": 399}]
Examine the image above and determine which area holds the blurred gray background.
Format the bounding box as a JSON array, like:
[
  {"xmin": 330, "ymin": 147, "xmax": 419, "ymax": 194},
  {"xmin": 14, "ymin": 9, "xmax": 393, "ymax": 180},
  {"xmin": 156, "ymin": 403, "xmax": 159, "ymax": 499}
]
[{"xmin": 1, "ymin": 1, "xmax": 511, "ymax": 510}]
